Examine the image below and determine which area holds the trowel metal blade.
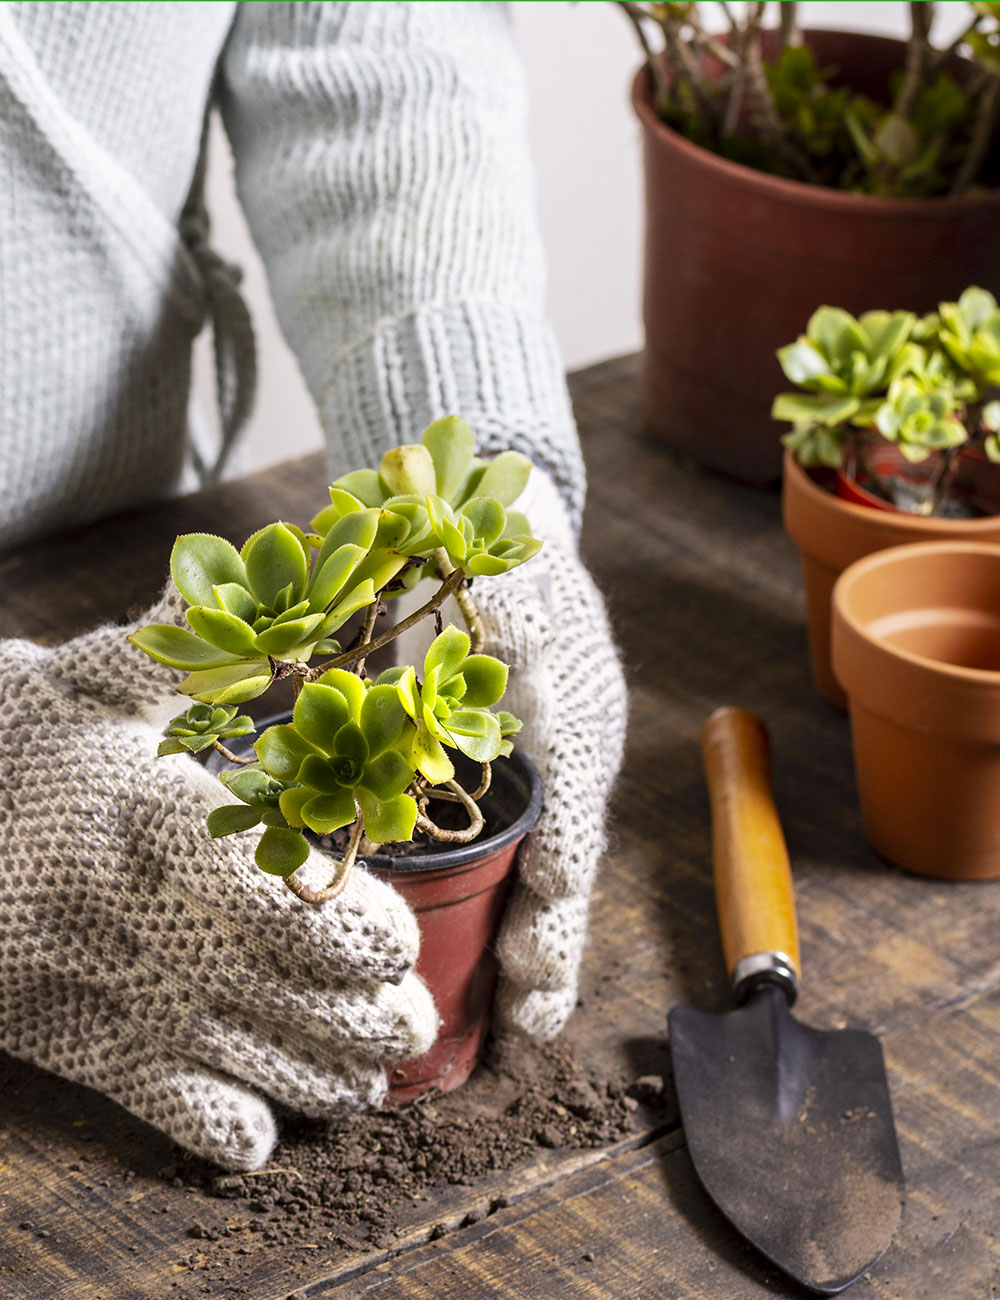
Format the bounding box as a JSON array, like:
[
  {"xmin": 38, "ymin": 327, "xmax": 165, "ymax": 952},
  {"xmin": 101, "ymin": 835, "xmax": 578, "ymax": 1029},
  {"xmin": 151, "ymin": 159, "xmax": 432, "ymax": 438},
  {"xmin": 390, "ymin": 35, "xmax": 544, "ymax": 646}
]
[{"xmin": 669, "ymin": 986, "xmax": 904, "ymax": 1294}]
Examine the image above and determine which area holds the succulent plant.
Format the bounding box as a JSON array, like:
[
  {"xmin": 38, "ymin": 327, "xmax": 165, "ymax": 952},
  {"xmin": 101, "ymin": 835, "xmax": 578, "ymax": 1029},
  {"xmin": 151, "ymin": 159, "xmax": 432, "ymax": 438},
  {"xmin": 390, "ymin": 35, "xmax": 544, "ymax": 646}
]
[
  {"xmin": 874, "ymin": 379, "xmax": 967, "ymax": 463},
  {"xmin": 385, "ymin": 626, "xmax": 520, "ymax": 783},
  {"xmin": 774, "ymin": 286, "xmax": 1000, "ymax": 516},
  {"xmin": 132, "ymin": 417, "xmax": 542, "ymax": 902},
  {"xmin": 617, "ymin": 3, "xmax": 999, "ymax": 200},
  {"xmin": 129, "ymin": 520, "xmax": 382, "ymax": 703},
  {"xmin": 157, "ymin": 704, "xmax": 254, "ymax": 757},
  {"xmin": 311, "ymin": 418, "xmax": 543, "ymax": 584},
  {"xmin": 934, "ymin": 287, "xmax": 1000, "ymax": 392},
  {"xmin": 772, "ymin": 307, "xmax": 919, "ymax": 435},
  {"xmin": 255, "ymin": 667, "xmax": 417, "ymax": 848}
]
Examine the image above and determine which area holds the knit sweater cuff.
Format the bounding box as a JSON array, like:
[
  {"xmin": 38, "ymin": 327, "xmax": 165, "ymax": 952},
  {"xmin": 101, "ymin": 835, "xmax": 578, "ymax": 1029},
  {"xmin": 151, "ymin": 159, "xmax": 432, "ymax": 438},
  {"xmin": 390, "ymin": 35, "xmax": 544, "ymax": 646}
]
[{"xmin": 317, "ymin": 300, "xmax": 586, "ymax": 532}]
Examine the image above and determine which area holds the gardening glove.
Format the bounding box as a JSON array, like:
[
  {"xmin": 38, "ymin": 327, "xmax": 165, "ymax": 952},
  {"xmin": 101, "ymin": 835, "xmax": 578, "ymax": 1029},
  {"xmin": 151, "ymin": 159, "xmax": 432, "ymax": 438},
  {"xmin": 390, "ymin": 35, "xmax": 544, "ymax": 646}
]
[
  {"xmin": 0, "ymin": 586, "xmax": 438, "ymax": 1171},
  {"xmin": 485, "ymin": 470, "xmax": 628, "ymax": 1039}
]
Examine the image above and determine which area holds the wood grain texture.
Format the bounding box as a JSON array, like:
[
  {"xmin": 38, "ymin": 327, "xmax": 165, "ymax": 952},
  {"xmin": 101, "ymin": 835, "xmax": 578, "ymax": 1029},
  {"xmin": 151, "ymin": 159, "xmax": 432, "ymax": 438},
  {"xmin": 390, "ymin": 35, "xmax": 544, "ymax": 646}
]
[{"xmin": 1, "ymin": 355, "xmax": 998, "ymax": 1299}]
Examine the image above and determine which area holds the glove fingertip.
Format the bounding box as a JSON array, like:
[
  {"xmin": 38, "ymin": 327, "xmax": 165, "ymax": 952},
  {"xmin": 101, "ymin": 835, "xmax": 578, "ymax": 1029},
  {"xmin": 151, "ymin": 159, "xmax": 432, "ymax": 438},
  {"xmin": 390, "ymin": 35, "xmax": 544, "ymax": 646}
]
[
  {"xmin": 332, "ymin": 868, "xmax": 422, "ymax": 982},
  {"xmin": 382, "ymin": 972, "xmax": 440, "ymax": 1062},
  {"xmin": 494, "ymin": 978, "xmax": 577, "ymax": 1042},
  {"xmin": 204, "ymin": 1091, "xmax": 278, "ymax": 1173}
]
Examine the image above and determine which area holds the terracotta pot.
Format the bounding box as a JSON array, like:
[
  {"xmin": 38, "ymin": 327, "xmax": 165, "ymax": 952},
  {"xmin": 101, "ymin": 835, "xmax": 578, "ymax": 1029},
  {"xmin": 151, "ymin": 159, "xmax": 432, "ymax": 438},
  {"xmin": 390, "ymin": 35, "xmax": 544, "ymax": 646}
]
[
  {"xmin": 832, "ymin": 541, "xmax": 1000, "ymax": 880},
  {"xmin": 208, "ymin": 724, "xmax": 542, "ymax": 1101},
  {"xmin": 632, "ymin": 30, "xmax": 1000, "ymax": 485},
  {"xmin": 782, "ymin": 450, "xmax": 1000, "ymax": 708},
  {"xmin": 367, "ymin": 748, "xmax": 542, "ymax": 1102}
]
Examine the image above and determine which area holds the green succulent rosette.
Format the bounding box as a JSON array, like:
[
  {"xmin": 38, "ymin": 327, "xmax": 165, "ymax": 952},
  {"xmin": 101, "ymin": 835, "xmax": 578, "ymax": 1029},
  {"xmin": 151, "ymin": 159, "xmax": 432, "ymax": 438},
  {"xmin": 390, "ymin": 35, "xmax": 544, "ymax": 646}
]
[
  {"xmin": 129, "ymin": 511, "xmax": 402, "ymax": 703},
  {"xmin": 309, "ymin": 417, "xmax": 543, "ymax": 585},
  {"xmin": 205, "ymin": 766, "xmax": 304, "ymax": 876},
  {"xmin": 255, "ymin": 667, "xmax": 418, "ymax": 851},
  {"xmin": 157, "ymin": 704, "xmax": 254, "ymax": 757},
  {"xmin": 382, "ymin": 625, "xmax": 521, "ymax": 785},
  {"xmin": 771, "ymin": 306, "xmax": 921, "ymax": 452},
  {"xmin": 873, "ymin": 377, "xmax": 967, "ymax": 463},
  {"xmin": 934, "ymin": 286, "xmax": 1000, "ymax": 393}
]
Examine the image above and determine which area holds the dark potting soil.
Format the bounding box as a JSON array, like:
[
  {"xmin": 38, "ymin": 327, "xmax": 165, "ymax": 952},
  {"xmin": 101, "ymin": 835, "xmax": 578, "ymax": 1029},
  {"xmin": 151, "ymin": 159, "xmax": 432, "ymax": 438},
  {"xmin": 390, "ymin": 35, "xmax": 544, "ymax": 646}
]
[
  {"xmin": 166, "ymin": 1036, "xmax": 663, "ymax": 1287},
  {"xmin": 314, "ymin": 786, "xmax": 503, "ymax": 860}
]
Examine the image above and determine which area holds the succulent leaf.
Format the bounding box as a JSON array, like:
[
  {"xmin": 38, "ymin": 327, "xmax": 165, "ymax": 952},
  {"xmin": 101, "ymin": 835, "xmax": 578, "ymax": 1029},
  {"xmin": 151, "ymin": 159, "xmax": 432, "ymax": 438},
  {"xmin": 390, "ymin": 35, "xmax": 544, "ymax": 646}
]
[
  {"xmin": 171, "ymin": 534, "xmax": 247, "ymax": 607},
  {"xmin": 255, "ymin": 826, "xmax": 310, "ymax": 877}
]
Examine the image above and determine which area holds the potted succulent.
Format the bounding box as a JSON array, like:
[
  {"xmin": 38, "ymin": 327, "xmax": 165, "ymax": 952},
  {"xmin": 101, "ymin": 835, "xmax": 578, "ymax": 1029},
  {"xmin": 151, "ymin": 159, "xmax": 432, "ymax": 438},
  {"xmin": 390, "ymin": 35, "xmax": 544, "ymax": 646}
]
[
  {"xmin": 619, "ymin": 0, "xmax": 1000, "ymax": 483},
  {"xmin": 778, "ymin": 286, "xmax": 1000, "ymax": 706},
  {"xmin": 130, "ymin": 417, "xmax": 544, "ymax": 1099}
]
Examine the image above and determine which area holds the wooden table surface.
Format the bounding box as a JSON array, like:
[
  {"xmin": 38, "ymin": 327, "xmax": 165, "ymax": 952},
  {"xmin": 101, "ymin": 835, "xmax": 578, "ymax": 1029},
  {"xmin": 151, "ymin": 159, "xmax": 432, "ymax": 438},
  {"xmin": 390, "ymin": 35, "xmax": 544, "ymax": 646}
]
[{"xmin": 1, "ymin": 355, "xmax": 998, "ymax": 1300}]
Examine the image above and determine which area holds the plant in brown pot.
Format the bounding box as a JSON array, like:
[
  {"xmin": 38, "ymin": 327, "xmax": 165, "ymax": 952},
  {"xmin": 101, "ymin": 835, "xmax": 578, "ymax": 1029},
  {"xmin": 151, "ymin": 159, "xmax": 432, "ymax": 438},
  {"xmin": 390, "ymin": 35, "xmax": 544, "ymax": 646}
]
[
  {"xmin": 617, "ymin": 0, "xmax": 1000, "ymax": 483},
  {"xmin": 776, "ymin": 286, "xmax": 1000, "ymax": 706},
  {"xmin": 130, "ymin": 417, "xmax": 545, "ymax": 1100}
]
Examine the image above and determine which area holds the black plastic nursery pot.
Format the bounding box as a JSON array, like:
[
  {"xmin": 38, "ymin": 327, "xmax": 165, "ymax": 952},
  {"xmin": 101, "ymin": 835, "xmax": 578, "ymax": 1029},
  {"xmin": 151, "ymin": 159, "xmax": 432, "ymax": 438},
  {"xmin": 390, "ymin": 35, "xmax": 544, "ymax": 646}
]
[{"xmin": 208, "ymin": 715, "xmax": 542, "ymax": 1102}]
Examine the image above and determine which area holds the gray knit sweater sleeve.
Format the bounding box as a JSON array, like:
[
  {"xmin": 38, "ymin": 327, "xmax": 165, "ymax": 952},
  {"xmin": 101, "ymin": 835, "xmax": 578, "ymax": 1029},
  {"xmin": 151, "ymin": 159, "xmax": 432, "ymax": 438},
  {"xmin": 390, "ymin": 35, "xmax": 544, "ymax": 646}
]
[{"xmin": 219, "ymin": 1, "xmax": 585, "ymax": 526}]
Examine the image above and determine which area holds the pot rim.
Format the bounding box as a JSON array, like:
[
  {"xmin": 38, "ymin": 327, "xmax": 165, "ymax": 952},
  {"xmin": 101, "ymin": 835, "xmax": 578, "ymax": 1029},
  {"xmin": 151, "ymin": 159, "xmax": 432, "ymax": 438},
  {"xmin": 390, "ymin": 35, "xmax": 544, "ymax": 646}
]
[
  {"xmin": 834, "ymin": 539, "xmax": 1000, "ymax": 687},
  {"xmin": 365, "ymin": 744, "xmax": 543, "ymax": 873},
  {"xmin": 207, "ymin": 711, "xmax": 544, "ymax": 875},
  {"xmin": 783, "ymin": 451, "xmax": 1000, "ymax": 572},
  {"xmin": 631, "ymin": 29, "xmax": 1000, "ymax": 217}
]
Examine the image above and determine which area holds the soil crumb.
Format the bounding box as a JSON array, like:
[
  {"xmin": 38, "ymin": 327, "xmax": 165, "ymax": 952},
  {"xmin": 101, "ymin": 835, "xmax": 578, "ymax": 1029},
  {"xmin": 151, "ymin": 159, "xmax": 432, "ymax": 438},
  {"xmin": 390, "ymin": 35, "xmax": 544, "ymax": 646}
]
[{"xmin": 168, "ymin": 1037, "xmax": 641, "ymax": 1281}]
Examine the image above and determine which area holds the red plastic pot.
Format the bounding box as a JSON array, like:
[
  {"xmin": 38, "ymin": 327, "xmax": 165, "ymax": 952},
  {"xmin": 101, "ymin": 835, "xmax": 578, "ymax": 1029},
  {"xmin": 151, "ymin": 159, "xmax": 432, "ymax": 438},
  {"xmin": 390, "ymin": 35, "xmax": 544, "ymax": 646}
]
[
  {"xmin": 365, "ymin": 749, "xmax": 542, "ymax": 1102},
  {"xmin": 632, "ymin": 29, "xmax": 1000, "ymax": 485},
  {"xmin": 836, "ymin": 441, "xmax": 1000, "ymax": 517}
]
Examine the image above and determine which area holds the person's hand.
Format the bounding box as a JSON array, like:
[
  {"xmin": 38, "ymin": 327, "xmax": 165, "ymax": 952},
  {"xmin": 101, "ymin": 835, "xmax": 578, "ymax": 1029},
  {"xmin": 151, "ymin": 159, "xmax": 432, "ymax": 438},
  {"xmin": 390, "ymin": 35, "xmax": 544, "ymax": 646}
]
[
  {"xmin": 0, "ymin": 587, "xmax": 437, "ymax": 1171},
  {"xmin": 480, "ymin": 472, "xmax": 628, "ymax": 1039}
]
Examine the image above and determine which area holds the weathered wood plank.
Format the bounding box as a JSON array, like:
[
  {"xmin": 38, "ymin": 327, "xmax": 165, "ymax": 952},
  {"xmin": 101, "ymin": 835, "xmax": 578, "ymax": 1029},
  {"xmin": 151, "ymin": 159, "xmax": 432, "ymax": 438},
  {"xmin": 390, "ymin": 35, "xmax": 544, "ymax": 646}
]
[{"xmin": 1, "ymin": 355, "xmax": 998, "ymax": 1300}]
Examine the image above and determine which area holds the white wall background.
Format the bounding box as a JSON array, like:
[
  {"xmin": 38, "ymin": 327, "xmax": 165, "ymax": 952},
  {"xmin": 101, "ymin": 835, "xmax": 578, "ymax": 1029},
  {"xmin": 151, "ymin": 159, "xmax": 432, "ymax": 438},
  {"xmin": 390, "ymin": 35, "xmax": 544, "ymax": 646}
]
[{"xmin": 200, "ymin": 2, "xmax": 971, "ymax": 473}]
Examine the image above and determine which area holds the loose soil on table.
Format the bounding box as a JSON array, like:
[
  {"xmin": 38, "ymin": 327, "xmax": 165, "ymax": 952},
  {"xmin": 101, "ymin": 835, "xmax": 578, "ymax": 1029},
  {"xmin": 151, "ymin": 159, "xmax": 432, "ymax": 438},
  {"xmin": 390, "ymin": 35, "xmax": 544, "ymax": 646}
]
[{"xmin": 162, "ymin": 1036, "xmax": 669, "ymax": 1293}]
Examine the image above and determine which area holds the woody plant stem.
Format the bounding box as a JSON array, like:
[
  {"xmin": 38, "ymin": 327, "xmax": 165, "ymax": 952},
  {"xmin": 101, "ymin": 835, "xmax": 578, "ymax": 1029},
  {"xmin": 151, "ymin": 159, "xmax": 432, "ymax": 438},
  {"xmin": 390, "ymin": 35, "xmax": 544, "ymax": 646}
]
[{"xmin": 302, "ymin": 565, "xmax": 466, "ymax": 682}]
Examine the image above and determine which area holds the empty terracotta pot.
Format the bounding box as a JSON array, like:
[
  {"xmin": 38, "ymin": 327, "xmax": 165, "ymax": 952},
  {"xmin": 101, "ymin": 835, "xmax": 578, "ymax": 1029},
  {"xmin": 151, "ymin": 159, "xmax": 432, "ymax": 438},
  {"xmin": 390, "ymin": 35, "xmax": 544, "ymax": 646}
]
[
  {"xmin": 783, "ymin": 452, "xmax": 1000, "ymax": 708},
  {"xmin": 632, "ymin": 30, "xmax": 1000, "ymax": 485},
  {"xmin": 832, "ymin": 541, "xmax": 1000, "ymax": 880}
]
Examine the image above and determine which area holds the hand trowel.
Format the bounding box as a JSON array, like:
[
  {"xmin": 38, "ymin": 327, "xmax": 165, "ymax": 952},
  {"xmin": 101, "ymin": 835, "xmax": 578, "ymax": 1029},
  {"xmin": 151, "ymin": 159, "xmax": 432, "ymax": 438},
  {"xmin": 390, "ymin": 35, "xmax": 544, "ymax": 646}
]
[{"xmin": 668, "ymin": 708, "xmax": 904, "ymax": 1294}]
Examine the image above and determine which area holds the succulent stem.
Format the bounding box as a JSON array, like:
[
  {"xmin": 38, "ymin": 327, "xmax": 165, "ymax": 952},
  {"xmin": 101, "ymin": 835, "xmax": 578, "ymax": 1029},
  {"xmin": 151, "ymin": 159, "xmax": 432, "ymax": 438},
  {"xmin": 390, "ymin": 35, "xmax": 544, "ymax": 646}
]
[{"xmin": 283, "ymin": 817, "xmax": 366, "ymax": 905}]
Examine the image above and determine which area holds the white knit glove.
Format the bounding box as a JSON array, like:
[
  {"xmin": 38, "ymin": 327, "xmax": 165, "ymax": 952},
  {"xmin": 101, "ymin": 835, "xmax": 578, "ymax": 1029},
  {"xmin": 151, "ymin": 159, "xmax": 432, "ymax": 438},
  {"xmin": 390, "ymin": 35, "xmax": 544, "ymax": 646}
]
[
  {"xmin": 486, "ymin": 473, "xmax": 627, "ymax": 1040},
  {"xmin": 0, "ymin": 588, "xmax": 437, "ymax": 1170}
]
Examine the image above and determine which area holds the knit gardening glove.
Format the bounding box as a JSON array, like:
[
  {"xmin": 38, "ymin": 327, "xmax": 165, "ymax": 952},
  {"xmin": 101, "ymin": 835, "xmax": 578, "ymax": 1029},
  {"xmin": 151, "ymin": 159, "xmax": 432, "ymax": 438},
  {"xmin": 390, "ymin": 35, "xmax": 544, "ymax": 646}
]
[
  {"xmin": 486, "ymin": 472, "xmax": 628, "ymax": 1040},
  {"xmin": 0, "ymin": 588, "xmax": 438, "ymax": 1171}
]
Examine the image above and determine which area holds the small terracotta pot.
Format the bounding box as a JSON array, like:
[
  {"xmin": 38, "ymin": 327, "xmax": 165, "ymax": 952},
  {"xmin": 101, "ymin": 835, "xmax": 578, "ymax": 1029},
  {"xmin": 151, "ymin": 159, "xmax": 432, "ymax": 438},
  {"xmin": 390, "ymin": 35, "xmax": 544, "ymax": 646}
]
[
  {"xmin": 782, "ymin": 451, "xmax": 1000, "ymax": 708},
  {"xmin": 208, "ymin": 724, "xmax": 542, "ymax": 1101},
  {"xmin": 832, "ymin": 541, "xmax": 1000, "ymax": 880},
  {"xmin": 632, "ymin": 30, "xmax": 1000, "ymax": 485},
  {"xmin": 366, "ymin": 749, "xmax": 542, "ymax": 1102}
]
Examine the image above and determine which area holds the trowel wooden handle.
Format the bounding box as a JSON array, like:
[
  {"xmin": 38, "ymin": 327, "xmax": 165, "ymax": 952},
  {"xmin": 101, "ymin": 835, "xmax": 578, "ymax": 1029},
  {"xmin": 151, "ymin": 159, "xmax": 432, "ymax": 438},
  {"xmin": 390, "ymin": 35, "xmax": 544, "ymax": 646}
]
[{"xmin": 701, "ymin": 708, "xmax": 801, "ymax": 1004}]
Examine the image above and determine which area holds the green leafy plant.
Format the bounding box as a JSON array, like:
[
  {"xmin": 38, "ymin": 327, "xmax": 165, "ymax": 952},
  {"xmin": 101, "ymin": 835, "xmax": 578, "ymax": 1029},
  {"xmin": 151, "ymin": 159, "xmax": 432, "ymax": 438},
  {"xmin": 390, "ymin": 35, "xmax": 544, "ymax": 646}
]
[
  {"xmin": 617, "ymin": 2, "xmax": 1000, "ymax": 198},
  {"xmin": 773, "ymin": 286, "xmax": 1000, "ymax": 516},
  {"xmin": 131, "ymin": 418, "xmax": 542, "ymax": 904}
]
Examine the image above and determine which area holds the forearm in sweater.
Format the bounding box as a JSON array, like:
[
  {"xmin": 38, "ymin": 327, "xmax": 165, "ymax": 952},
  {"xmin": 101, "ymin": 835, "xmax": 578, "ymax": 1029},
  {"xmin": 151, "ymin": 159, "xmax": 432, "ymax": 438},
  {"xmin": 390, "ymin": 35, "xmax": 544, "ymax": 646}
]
[{"xmin": 219, "ymin": 0, "xmax": 585, "ymax": 527}]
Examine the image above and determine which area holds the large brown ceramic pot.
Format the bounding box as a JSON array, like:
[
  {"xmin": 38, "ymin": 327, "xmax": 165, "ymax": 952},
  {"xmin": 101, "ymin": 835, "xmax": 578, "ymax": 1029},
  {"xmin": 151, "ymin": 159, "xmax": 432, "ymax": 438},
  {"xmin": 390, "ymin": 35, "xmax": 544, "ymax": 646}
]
[
  {"xmin": 632, "ymin": 30, "xmax": 1000, "ymax": 485},
  {"xmin": 832, "ymin": 542, "xmax": 1000, "ymax": 880},
  {"xmin": 782, "ymin": 452, "xmax": 1000, "ymax": 708}
]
